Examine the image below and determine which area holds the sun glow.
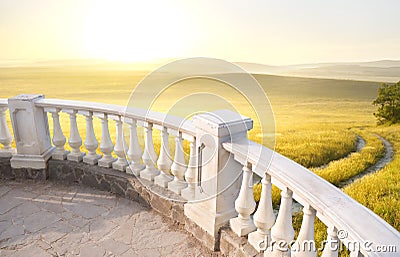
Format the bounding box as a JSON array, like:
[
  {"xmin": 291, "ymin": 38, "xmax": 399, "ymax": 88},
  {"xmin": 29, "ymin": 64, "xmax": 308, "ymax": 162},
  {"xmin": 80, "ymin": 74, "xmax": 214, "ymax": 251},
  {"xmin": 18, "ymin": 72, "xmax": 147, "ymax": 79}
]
[{"xmin": 83, "ymin": 0, "xmax": 191, "ymax": 62}]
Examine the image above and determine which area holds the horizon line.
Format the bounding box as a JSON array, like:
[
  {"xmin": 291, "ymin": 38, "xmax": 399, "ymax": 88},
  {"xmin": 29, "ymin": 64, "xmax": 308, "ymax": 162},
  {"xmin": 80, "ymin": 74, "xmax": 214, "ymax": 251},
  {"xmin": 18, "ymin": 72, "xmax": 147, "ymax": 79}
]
[{"xmin": 0, "ymin": 57, "xmax": 400, "ymax": 68}]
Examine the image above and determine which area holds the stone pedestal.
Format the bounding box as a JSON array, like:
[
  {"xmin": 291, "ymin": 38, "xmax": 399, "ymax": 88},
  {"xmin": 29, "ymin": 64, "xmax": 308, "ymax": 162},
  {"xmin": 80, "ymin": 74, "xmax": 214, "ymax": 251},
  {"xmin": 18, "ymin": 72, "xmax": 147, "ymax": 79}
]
[
  {"xmin": 168, "ymin": 180, "xmax": 187, "ymax": 195},
  {"xmin": 184, "ymin": 110, "xmax": 253, "ymax": 250},
  {"xmin": 140, "ymin": 167, "xmax": 160, "ymax": 181},
  {"xmin": 83, "ymin": 153, "xmax": 100, "ymax": 165},
  {"xmin": 53, "ymin": 150, "xmax": 69, "ymax": 160},
  {"xmin": 9, "ymin": 94, "xmax": 54, "ymax": 170},
  {"xmin": 112, "ymin": 160, "xmax": 129, "ymax": 172},
  {"xmin": 230, "ymin": 215, "xmax": 257, "ymax": 237},
  {"xmin": 126, "ymin": 164, "xmax": 144, "ymax": 176},
  {"xmin": 154, "ymin": 173, "xmax": 173, "ymax": 188},
  {"xmin": 98, "ymin": 157, "xmax": 116, "ymax": 168}
]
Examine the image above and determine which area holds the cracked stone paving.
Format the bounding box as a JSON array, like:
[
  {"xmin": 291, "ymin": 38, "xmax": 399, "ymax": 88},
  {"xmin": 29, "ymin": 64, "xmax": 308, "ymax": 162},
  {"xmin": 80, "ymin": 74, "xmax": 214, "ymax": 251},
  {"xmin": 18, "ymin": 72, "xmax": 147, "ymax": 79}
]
[{"xmin": 0, "ymin": 180, "xmax": 216, "ymax": 256}]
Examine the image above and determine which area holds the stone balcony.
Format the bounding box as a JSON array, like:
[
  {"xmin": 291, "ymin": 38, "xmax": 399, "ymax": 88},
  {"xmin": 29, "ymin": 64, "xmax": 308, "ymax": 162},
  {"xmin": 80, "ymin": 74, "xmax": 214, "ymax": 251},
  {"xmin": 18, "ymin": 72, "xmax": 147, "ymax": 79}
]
[
  {"xmin": 0, "ymin": 179, "xmax": 214, "ymax": 256},
  {"xmin": 0, "ymin": 94, "xmax": 399, "ymax": 257}
]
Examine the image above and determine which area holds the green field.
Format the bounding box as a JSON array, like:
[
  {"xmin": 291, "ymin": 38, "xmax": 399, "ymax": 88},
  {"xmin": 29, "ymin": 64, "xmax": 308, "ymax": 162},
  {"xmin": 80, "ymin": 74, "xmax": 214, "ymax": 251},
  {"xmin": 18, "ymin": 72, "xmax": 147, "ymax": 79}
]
[
  {"xmin": 0, "ymin": 66, "xmax": 381, "ymax": 164},
  {"xmin": 0, "ymin": 66, "xmax": 398, "ymax": 256}
]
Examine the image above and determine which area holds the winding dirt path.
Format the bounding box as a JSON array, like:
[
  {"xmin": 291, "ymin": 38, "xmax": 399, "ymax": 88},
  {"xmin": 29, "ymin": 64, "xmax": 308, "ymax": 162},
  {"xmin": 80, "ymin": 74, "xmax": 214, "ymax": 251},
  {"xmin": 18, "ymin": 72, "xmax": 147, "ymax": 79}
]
[
  {"xmin": 339, "ymin": 134, "xmax": 394, "ymax": 188},
  {"xmin": 291, "ymin": 133, "xmax": 394, "ymax": 214},
  {"xmin": 355, "ymin": 135, "xmax": 366, "ymax": 152},
  {"xmin": 314, "ymin": 135, "xmax": 366, "ymax": 170}
]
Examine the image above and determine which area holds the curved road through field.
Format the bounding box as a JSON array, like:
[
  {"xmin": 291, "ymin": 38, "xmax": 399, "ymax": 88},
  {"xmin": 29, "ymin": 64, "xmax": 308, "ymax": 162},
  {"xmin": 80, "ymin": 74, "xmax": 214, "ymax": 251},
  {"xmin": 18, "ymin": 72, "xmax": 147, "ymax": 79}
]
[
  {"xmin": 292, "ymin": 133, "xmax": 394, "ymax": 214},
  {"xmin": 340, "ymin": 134, "xmax": 394, "ymax": 188}
]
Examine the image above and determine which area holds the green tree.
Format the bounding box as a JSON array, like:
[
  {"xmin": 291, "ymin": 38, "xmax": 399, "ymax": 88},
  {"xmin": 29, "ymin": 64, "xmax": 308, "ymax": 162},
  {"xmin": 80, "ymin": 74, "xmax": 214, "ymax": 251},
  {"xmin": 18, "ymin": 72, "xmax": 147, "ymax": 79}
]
[{"xmin": 373, "ymin": 81, "xmax": 400, "ymax": 124}]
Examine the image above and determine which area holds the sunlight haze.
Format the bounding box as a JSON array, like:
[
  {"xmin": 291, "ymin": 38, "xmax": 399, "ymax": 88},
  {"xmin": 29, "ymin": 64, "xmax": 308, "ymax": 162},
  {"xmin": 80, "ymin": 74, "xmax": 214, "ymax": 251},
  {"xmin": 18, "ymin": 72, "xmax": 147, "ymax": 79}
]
[{"xmin": 1, "ymin": 0, "xmax": 399, "ymax": 65}]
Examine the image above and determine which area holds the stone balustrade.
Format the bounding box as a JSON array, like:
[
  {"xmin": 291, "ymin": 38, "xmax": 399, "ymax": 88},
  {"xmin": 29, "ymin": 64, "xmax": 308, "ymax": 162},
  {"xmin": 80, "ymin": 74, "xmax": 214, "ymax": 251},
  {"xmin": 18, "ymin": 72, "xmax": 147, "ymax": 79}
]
[
  {"xmin": 36, "ymin": 96, "xmax": 198, "ymax": 200},
  {"xmin": 0, "ymin": 94, "xmax": 399, "ymax": 257},
  {"xmin": 223, "ymin": 139, "xmax": 400, "ymax": 257}
]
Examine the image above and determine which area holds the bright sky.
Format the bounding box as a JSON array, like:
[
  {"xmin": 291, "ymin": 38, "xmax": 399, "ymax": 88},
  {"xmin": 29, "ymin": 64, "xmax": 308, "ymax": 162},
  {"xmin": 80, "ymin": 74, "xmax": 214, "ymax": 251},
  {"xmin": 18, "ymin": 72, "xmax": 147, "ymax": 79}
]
[{"xmin": 0, "ymin": 0, "xmax": 399, "ymax": 65}]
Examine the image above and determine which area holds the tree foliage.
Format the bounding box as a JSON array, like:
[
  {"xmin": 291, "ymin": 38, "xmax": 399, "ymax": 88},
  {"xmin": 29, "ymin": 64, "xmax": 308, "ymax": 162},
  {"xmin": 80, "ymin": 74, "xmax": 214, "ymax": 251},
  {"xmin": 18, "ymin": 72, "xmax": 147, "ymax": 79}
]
[{"xmin": 373, "ymin": 81, "xmax": 400, "ymax": 125}]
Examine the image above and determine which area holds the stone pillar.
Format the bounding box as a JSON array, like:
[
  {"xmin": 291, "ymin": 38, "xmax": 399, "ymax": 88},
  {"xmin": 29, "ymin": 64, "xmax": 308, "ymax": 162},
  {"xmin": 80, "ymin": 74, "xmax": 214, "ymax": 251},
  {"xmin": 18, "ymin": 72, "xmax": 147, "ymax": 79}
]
[
  {"xmin": 184, "ymin": 110, "xmax": 253, "ymax": 250},
  {"xmin": 8, "ymin": 94, "xmax": 54, "ymax": 177}
]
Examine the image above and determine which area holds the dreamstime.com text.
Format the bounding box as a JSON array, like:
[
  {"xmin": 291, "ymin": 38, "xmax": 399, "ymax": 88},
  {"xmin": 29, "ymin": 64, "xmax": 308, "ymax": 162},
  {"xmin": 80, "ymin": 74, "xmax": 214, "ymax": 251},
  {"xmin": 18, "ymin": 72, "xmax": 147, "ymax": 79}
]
[{"xmin": 258, "ymin": 237, "xmax": 397, "ymax": 254}]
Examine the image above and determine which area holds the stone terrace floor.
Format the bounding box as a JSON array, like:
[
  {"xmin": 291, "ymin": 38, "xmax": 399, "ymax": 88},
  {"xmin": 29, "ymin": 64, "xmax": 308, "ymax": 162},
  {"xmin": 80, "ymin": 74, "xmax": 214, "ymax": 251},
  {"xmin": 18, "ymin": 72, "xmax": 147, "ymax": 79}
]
[{"xmin": 0, "ymin": 180, "xmax": 216, "ymax": 257}]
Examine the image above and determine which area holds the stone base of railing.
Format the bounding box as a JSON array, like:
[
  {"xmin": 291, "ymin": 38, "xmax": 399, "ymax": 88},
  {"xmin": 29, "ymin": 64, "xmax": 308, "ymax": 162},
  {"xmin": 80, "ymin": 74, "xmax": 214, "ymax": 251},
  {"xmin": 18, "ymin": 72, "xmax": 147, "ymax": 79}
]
[
  {"xmin": 0, "ymin": 157, "xmax": 48, "ymax": 180},
  {"xmin": 220, "ymin": 226, "xmax": 263, "ymax": 257},
  {"xmin": 0, "ymin": 157, "xmax": 225, "ymax": 253},
  {"xmin": 0, "ymin": 157, "xmax": 12, "ymax": 178},
  {"xmin": 184, "ymin": 212, "xmax": 222, "ymax": 251},
  {"xmin": 47, "ymin": 159, "xmax": 187, "ymax": 224}
]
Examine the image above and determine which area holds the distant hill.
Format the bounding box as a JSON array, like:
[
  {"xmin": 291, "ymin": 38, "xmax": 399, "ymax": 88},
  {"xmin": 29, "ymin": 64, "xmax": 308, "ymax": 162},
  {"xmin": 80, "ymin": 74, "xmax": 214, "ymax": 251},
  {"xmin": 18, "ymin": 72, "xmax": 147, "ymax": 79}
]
[
  {"xmin": 1, "ymin": 58, "xmax": 399, "ymax": 83},
  {"xmin": 235, "ymin": 60, "xmax": 400, "ymax": 83}
]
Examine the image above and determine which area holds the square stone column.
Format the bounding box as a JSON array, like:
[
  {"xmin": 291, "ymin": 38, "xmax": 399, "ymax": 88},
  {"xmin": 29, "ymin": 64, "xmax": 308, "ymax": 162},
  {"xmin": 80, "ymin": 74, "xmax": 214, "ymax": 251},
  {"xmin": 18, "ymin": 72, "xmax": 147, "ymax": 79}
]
[
  {"xmin": 9, "ymin": 94, "xmax": 54, "ymax": 171},
  {"xmin": 184, "ymin": 110, "xmax": 253, "ymax": 250}
]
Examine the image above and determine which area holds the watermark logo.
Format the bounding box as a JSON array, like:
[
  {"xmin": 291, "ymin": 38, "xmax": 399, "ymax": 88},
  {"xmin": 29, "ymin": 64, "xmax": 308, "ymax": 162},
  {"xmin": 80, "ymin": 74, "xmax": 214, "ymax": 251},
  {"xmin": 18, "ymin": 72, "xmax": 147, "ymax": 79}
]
[
  {"xmin": 337, "ymin": 229, "xmax": 348, "ymax": 240},
  {"xmin": 257, "ymin": 230, "xmax": 397, "ymax": 254},
  {"xmin": 122, "ymin": 57, "xmax": 276, "ymax": 202}
]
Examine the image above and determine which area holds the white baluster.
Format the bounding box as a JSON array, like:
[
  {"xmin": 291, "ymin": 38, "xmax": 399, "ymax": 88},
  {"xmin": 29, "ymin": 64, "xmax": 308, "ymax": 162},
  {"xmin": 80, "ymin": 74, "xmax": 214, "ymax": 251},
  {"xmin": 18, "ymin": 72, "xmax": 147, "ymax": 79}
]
[
  {"xmin": 168, "ymin": 132, "xmax": 187, "ymax": 194},
  {"xmin": 154, "ymin": 127, "xmax": 173, "ymax": 187},
  {"xmin": 140, "ymin": 122, "xmax": 160, "ymax": 181},
  {"xmin": 230, "ymin": 163, "xmax": 256, "ymax": 237},
  {"xmin": 321, "ymin": 227, "xmax": 339, "ymax": 257},
  {"xmin": 112, "ymin": 116, "xmax": 128, "ymax": 171},
  {"xmin": 248, "ymin": 174, "xmax": 276, "ymax": 252},
  {"xmin": 82, "ymin": 111, "xmax": 101, "ymax": 165},
  {"xmin": 98, "ymin": 113, "xmax": 115, "ymax": 167},
  {"xmin": 0, "ymin": 107, "xmax": 16, "ymax": 157},
  {"xmin": 267, "ymin": 188, "xmax": 294, "ymax": 257},
  {"xmin": 292, "ymin": 205, "xmax": 317, "ymax": 257},
  {"xmin": 126, "ymin": 119, "xmax": 144, "ymax": 176},
  {"xmin": 49, "ymin": 109, "xmax": 69, "ymax": 160},
  {"xmin": 181, "ymin": 139, "xmax": 197, "ymax": 200},
  {"xmin": 66, "ymin": 110, "xmax": 85, "ymax": 162}
]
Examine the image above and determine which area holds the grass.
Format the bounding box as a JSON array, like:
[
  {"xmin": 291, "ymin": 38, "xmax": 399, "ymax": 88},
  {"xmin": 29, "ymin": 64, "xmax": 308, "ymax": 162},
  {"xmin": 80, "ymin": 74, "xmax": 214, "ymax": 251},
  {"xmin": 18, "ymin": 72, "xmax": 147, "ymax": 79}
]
[
  {"xmin": 254, "ymin": 129, "xmax": 384, "ymax": 207},
  {"xmin": 276, "ymin": 127, "xmax": 357, "ymax": 168},
  {"xmin": 344, "ymin": 125, "xmax": 400, "ymax": 231},
  {"xmin": 312, "ymin": 129, "xmax": 385, "ymax": 186}
]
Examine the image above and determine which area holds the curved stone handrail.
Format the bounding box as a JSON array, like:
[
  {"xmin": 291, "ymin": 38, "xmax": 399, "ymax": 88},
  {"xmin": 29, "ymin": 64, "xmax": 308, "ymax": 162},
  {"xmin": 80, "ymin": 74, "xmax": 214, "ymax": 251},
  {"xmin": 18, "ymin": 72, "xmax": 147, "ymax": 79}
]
[
  {"xmin": 0, "ymin": 98, "xmax": 7, "ymax": 107},
  {"xmin": 35, "ymin": 98, "xmax": 196, "ymax": 136},
  {"xmin": 223, "ymin": 139, "xmax": 400, "ymax": 257}
]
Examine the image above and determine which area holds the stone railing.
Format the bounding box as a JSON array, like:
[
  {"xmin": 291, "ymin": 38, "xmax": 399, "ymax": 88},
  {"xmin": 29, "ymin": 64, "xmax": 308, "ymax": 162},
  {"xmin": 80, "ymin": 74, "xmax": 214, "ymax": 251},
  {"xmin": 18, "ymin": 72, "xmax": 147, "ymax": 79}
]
[
  {"xmin": 0, "ymin": 94, "xmax": 399, "ymax": 257},
  {"xmin": 223, "ymin": 140, "xmax": 400, "ymax": 257},
  {"xmin": 4, "ymin": 94, "xmax": 198, "ymax": 198}
]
